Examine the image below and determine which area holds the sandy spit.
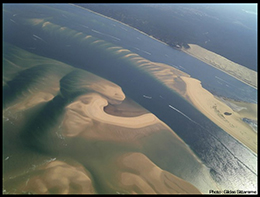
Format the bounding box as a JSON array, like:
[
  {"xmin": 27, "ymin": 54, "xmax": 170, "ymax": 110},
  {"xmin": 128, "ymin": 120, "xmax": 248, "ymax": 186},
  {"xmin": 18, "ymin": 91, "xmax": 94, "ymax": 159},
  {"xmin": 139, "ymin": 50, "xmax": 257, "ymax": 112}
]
[{"xmin": 181, "ymin": 76, "xmax": 257, "ymax": 153}]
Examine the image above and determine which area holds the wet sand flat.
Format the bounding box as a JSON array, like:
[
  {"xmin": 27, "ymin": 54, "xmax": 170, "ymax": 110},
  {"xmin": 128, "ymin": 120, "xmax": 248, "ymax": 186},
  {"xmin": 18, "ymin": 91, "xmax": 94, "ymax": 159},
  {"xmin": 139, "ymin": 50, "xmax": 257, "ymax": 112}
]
[
  {"xmin": 117, "ymin": 152, "xmax": 201, "ymax": 194},
  {"xmin": 13, "ymin": 160, "xmax": 95, "ymax": 194}
]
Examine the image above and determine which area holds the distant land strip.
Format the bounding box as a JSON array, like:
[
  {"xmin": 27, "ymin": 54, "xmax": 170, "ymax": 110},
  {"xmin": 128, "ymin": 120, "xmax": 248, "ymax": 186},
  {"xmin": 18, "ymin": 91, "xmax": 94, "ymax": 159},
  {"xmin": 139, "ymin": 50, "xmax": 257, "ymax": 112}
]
[
  {"xmin": 182, "ymin": 44, "xmax": 257, "ymax": 89},
  {"xmin": 71, "ymin": 4, "xmax": 173, "ymax": 48},
  {"xmin": 74, "ymin": 4, "xmax": 257, "ymax": 89}
]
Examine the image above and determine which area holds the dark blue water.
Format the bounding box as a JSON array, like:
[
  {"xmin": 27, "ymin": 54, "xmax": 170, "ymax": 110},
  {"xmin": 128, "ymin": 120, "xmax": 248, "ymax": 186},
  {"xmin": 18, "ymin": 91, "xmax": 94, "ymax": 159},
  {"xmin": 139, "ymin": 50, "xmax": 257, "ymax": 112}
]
[
  {"xmin": 53, "ymin": 4, "xmax": 258, "ymax": 104},
  {"xmin": 3, "ymin": 4, "xmax": 257, "ymax": 191},
  {"xmin": 5, "ymin": 4, "xmax": 257, "ymax": 104}
]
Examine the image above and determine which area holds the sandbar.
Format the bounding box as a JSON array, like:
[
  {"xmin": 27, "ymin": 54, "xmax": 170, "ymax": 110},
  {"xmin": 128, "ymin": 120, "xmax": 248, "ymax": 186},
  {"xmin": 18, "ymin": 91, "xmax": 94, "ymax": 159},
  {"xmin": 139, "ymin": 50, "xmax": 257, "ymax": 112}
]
[
  {"xmin": 181, "ymin": 76, "xmax": 257, "ymax": 153},
  {"xmin": 104, "ymin": 97, "xmax": 149, "ymax": 117},
  {"xmin": 66, "ymin": 93, "xmax": 160, "ymax": 129}
]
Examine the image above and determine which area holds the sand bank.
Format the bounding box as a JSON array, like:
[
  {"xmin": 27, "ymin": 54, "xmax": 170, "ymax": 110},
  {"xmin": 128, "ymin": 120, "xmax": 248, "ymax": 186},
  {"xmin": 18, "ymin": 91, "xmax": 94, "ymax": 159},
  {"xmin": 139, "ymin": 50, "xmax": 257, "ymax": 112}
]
[
  {"xmin": 117, "ymin": 152, "xmax": 201, "ymax": 194},
  {"xmin": 181, "ymin": 76, "xmax": 257, "ymax": 153},
  {"xmin": 66, "ymin": 93, "xmax": 160, "ymax": 129},
  {"xmin": 20, "ymin": 160, "xmax": 95, "ymax": 194},
  {"xmin": 104, "ymin": 97, "xmax": 149, "ymax": 117},
  {"xmin": 215, "ymin": 96, "xmax": 257, "ymax": 121},
  {"xmin": 6, "ymin": 92, "xmax": 54, "ymax": 112},
  {"xmin": 182, "ymin": 44, "xmax": 257, "ymax": 88},
  {"xmin": 63, "ymin": 92, "xmax": 189, "ymax": 145}
]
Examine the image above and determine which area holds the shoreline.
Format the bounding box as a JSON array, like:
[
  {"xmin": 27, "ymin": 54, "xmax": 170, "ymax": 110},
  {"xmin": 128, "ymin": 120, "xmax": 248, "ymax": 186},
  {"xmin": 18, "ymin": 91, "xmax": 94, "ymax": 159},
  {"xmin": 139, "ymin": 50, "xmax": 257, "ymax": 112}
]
[
  {"xmin": 181, "ymin": 45, "xmax": 257, "ymax": 90},
  {"xmin": 73, "ymin": 4, "xmax": 257, "ymax": 92},
  {"xmin": 181, "ymin": 76, "xmax": 257, "ymax": 154},
  {"xmin": 71, "ymin": 4, "xmax": 169, "ymax": 47},
  {"xmin": 74, "ymin": 4, "xmax": 257, "ymax": 91}
]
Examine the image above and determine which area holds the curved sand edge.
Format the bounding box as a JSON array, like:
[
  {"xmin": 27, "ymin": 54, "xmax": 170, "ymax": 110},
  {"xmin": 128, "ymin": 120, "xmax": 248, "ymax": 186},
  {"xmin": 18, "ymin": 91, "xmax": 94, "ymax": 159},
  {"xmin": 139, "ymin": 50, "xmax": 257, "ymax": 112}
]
[
  {"xmin": 104, "ymin": 97, "xmax": 150, "ymax": 117},
  {"xmin": 181, "ymin": 76, "xmax": 257, "ymax": 153},
  {"xmin": 66, "ymin": 93, "xmax": 160, "ymax": 129}
]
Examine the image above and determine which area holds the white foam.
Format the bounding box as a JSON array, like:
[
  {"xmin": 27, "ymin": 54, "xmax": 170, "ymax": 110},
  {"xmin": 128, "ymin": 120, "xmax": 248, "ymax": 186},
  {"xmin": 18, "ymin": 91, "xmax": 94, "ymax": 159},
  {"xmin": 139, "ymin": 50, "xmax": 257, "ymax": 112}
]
[{"xmin": 143, "ymin": 95, "xmax": 152, "ymax": 99}]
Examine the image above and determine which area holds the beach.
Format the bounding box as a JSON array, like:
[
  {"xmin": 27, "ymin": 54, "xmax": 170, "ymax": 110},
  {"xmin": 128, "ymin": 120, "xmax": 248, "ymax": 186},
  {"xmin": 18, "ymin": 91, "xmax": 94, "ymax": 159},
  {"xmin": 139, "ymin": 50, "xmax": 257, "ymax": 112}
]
[
  {"xmin": 182, "ymin": 44, "xmax": 257, "ymax": 89},
  {"xmin": 181, "ymin": 76, "xmax": 257, "ymax": 153}
]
